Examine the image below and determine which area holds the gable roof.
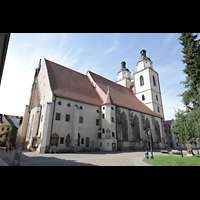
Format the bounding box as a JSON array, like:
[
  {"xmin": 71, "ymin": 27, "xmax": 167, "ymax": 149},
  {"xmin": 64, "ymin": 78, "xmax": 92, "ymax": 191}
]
[
  {"xmin": 89, "ymin": 71, "xmax": 161, "ymax": 118},
  {"xmin": 4, "ymin": 115, "xmax": 16, "ymax": 127},
  {"xmin": 45, "ymin": 59, "xmax": 161, "ymax": 118},
  {"xmin": 45, "ymin": 59, "xmax": 102, "ymax": 106}
]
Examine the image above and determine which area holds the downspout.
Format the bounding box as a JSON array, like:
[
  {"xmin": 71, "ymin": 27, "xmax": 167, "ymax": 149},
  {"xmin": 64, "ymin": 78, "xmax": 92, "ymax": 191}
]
[{"xmin": 49, "ymin": 96, "xmax": 56, "ymax": 148}]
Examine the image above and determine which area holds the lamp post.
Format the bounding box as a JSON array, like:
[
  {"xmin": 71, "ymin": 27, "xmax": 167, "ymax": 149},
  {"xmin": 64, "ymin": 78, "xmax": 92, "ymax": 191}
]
[{"xmin": 148, "ymin": 130, "xmax": 154, "ymax": 159}]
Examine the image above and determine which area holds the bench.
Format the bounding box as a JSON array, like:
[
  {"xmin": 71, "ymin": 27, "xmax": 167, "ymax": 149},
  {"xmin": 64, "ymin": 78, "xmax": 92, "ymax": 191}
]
[
  {"xmin": 161, "ymin": 150, "xmax": 169, "ymax": 155},
  {"xmin": 171, "ymin": 150, "xmax": 181, "ymax": 155}
]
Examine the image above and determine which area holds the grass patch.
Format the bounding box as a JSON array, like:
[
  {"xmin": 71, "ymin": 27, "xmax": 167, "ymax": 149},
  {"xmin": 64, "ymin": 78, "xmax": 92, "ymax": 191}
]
[{"xmin": 143, "ymin": 155, "xmax": 200, "ymax": 166}]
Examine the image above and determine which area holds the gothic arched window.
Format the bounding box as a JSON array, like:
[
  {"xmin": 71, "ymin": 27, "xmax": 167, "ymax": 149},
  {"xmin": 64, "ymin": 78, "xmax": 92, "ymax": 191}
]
[
  {"xmin": 155, "ymin": 121, "xmax": 161, "ymax": 142},
  {"xmin": 153, "ymin": 75, "xmax": 156, "ymax": 86},
  {"xmin": 120, "ymin": 112, "xmax": 128, "ymax": 141},
  {"xmin": 140, "ymin": 75, "xmax": 144, "ymax": 86},
  {"xmin": 133, "ymin": 115, "xmax": 140, "ymax": 141},
  {"xmin": 145, "ymin": 118, "xmax": 150, "ymax": 130}
]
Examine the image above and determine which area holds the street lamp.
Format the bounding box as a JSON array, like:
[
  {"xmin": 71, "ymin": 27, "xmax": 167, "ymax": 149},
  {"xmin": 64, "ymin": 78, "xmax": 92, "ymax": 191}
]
[{"xmin": 148, "ymin": 130, "xmax": 154, "ymax": 159}]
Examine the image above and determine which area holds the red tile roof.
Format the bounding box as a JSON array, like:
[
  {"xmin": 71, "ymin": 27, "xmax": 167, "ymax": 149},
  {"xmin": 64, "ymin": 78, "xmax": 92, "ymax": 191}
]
[
  {"xmin": 45, "ymin": 59, "xmax": 161, "ymax": 118},
  {"xmin": 45, "ymin": 59, "xmax": 102, "ymax": 106},
  {"xmin": 103, "ymin": 92, "xmax": 113, "ymax": 105},
  {"xmin": 89, "ymin": 71, "xmax": 161, "ymax": 118},
  {"xmin": 164, "ymin": 120, "xmax": 174, "ymax": 126}
]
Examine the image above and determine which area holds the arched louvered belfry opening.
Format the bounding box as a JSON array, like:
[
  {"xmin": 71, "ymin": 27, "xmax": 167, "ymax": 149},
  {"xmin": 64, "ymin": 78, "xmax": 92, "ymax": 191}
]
[{"xmin": 140, "ymin": 75, "xmax": 144, "ymax": 86}]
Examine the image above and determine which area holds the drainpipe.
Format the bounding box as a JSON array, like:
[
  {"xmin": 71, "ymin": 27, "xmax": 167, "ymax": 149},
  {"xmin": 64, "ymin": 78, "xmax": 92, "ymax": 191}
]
[{"xmin": 49, "ymin": 96, "xmax": 56, "ymax": 149}]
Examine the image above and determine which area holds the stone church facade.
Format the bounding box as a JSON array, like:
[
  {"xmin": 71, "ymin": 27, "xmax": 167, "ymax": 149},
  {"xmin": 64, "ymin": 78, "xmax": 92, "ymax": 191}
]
[{"xmin": 18, "ymin": 49, "xmax": 168, "ymax": 153}]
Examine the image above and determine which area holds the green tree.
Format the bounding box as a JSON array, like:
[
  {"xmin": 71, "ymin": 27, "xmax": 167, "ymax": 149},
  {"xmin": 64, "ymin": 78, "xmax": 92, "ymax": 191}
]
[
  {"xmin": 172, "ymin": 109, "xmax": 190, "ymax": 144},
  {"xmin": 172, "ymin": 107, "xmax": 200, "ymax": 152},
  {"xmin": 178, "ymin": 33, "xmax": 200, "ymax": 108},
  {"xmin": 187, "ymin": 106, "xmax": 200, "ymax": 145}
]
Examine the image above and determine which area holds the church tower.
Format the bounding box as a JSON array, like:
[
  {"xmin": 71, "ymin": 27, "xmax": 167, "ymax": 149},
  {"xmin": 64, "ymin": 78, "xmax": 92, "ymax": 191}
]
[
  {"xmin": 116, "ymin": 60, "xmax": 132, "ymax": 88},
  {"xmin": 133, "ymin": 48, "xmax": 164, "ymax": 118}
]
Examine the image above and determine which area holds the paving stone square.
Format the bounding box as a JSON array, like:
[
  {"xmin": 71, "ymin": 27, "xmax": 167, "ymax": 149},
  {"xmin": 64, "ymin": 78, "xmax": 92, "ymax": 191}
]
[{"xmin": 0, "ymin": 147, "xmax": 150, "ymax": 166}]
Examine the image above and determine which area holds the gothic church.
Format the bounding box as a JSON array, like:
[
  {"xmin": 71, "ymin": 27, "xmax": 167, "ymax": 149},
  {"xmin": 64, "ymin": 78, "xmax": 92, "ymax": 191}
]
[{"xmin": 18, "ymin": 48, "xmax": 168, "ymax": 153}]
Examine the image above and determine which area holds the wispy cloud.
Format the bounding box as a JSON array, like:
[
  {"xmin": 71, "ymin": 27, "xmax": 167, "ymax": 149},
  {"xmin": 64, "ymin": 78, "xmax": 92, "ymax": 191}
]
[
  {"xmin": 162, "ymin": 33, "xmax": 176, "ymax": 45},
  {"xmin": 162, "ymin": 87, "xmax": 185, "ymax": 120},
  {"xmin": 104, "ymin": 33, "xmax": 120, "ymax": 54}
]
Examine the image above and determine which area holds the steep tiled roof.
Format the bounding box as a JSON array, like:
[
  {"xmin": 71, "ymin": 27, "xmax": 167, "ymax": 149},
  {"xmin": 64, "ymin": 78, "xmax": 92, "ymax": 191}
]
[
  {"xmin": 45, "ymin": 59, "xmax": 103, "ymax": 106},
  {"xmin": 45, "ymin": 59, "xmax": 161, "ymax": 118},
  {"xmin": 103, "ymin": 92, "xmax": 113, "ymax": 105},
  {"xmin": 89, "ymin": 71, "xmax": 161, "ymax": 118}
]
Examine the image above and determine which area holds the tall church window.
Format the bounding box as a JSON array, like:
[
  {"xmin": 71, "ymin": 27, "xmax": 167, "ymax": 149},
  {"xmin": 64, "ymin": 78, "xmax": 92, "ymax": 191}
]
[
  {"xmin": 133, "ymin": 115, "xmax": 140, "ymax": 141},
  {"xmin": 120, "ymin": 112, "xmax": 128, "ymax": 141},
  {"xmin": 155, "ymin": 121, "xmax": 161, "ymax": 142},
  {"xmin": 145, "ymin": 118, "xmax": 150, "ymax": 130},
  {"xmin": 140, "ymin": 76, "xmax": 144, "ymax": 86},
  {"xmin": 153, "ymin": 75, "xmax": 156, "ymax": 86},
  {"xmin": 157, "ymin": 106, "xmax": 160, "ymax": 113},
  {"xmin": 142, "ymin": 95, "xmax": 145, "ymax": 101}
]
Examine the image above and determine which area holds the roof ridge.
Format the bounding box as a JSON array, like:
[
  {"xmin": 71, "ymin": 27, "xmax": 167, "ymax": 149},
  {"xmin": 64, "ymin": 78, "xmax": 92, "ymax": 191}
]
[
  {"xmin": 88, "ymin": 70, "xmax": 131, "ymax": 91},
  {"xmin": 45, "ymin": 59, "xmax": 86, "ymax": 77}
]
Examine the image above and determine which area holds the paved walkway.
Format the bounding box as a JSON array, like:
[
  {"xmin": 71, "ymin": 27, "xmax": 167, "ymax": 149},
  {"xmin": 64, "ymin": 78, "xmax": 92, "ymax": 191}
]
[
  {"xmin": 0, "ymin": 147, "xmax": 150, "ymax": 166},
  {"xmin": 0, "ymin": 158, "xmax": 8, "ymax": 166},
  {"xmin": 3, "ymin": 147, "xmax": 194, "ymax": 166}
]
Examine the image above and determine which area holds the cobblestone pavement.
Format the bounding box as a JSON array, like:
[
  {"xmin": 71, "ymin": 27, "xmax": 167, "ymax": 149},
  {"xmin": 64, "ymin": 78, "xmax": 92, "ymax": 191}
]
[{"xmin": 0, "ymin": 147, "xmax": 150, "ymax": 166}]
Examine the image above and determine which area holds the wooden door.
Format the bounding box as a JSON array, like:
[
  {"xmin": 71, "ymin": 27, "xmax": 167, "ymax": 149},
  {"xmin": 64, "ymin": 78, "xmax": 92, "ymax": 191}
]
[{"xmin": 112, "ymin": 143, "xmax": 116, "ymax": 151}]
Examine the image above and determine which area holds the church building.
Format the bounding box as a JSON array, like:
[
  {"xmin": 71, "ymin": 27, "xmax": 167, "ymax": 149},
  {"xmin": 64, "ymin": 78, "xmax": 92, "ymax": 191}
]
[{"xmin": 18, "ymin": 48, "xmax": 168, "ymax": 153}]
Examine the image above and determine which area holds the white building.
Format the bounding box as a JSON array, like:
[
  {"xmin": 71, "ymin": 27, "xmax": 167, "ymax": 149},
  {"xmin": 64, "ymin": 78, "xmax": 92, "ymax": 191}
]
[{"xmin": 18, "ymin": 49, "xmax": 168, "ymax": 153}]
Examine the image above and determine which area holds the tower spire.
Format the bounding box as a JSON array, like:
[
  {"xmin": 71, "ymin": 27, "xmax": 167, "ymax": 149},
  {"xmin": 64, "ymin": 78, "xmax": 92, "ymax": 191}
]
[{"xmin": 103, "ymin": 85, "xmax": 112, "ymax": 105}]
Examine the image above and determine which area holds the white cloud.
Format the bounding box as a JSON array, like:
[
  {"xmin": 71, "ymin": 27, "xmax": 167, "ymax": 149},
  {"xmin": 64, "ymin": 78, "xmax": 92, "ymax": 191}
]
[
  {"xmin": 162, "ymin": 93, "xmax": 185, "ymax": 120},
  {"xmin": 0, "ymin": 33, "xmax": 75, "ymax": 116},
  {"xmin": 104, "ymin": 34, "xmax": 120, "ymax": 54},
  {"xmin": 162, "ymin": 33, "xmax": 176, "ymax": 45}
]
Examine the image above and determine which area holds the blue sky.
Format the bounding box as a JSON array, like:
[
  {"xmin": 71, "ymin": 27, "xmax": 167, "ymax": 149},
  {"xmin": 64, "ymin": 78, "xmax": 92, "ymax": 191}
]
[{"xmin": 0, "ymin": 33, "xmax": 196, "ymax": 119}]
